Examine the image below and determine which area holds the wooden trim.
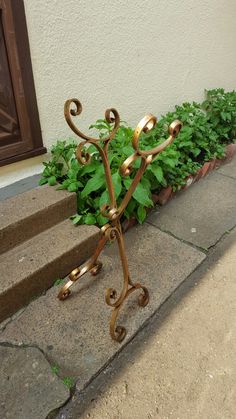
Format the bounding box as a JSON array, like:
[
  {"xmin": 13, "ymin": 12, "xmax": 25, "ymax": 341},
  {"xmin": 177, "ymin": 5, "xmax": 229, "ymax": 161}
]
[
  {"xmin": 0, "ymin": 0, "xmax": 46, "ymax": 165},
  {"xmin": 0, "ymin": 146, "xmax": 46, "ymax": 167}
]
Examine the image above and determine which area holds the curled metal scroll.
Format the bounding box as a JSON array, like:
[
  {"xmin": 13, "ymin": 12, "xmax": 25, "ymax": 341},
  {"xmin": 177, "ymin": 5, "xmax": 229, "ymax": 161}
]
[
  {"xmin": 120, "ymin": 117, "xmax": 182, "ymax": 176},
  {"xmin": 64, "ymin": 98, "xmax": 120, "ymax": 142},
  {"xmin": 58, "ymin": 98, "xmax": 182, "ymax": 342}
]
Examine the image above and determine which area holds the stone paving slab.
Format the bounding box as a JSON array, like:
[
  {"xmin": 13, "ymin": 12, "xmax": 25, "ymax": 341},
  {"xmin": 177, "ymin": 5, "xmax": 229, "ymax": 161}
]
[
  {"xmin": 0, "ymin": 224, "xmax": 205, "ymax": 392},
  {"xmin": 217, "ymin": 154, "xmax": 236, "ymax": 179},
  {"xmin": 60, "ymin": 226, "xmax": 236, "ymax": 419},
  {"xmin": 148, "ymin": 172, "xmax": 236, "ymax": 249},
  {"xmin": 0, "ymin": 346, "xmax": 69, "ymax": 419}
]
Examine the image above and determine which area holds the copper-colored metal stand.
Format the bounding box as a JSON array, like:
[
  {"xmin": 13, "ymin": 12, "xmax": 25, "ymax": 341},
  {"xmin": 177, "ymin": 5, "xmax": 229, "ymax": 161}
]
[{"xmin": 58, "ymin": 98, "xmax": 182, "ymax": 342}]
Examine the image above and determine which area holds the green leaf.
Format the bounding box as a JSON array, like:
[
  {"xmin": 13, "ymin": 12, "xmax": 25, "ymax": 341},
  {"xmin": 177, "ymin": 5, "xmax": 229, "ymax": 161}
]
[
  {"xmin": 111, "ymin": 172, "xmax": 122, "ymax": 198},
  {"xmin": 61, "ymin": 179, "xmax": 71, "ymax": 188},
  {"xmin": 81, "ymin": 174, "xmax": 105, "ymax": 198},
  {"xmin": 80, "ymin": 161, "xmax": 100, "ymax": 175},
  {"xmin": 133, "ymin": 156, "xmax": 141, "ymax": 169},
  {"xmin": 161, "ymin": 157, "xmax": 177, "ymax": 168},
  {"xmin": 133, "ymin": 183, "xmax": 153, "ymax": 207},
  {"xmin": 87, "ymin": 144, "xmax": 98, "ymax": 154},
  {"xmin": 67, "ymin": 169, "xmax": 77, "ymax": 179},
  {"xmin": 99, "ymin": 189, "xmax": 109, "ymax": 207},
  {"xmin": 123, "ymin": 177, "xmax": 132, "ymax": 190},
  {"xmin": 150, "ymin": 165, "xmax": 164, "ymax": 183},
  {"xmin": 192, "ymin": 147, "xmax": 201, "ymax": 157},
  {"xmin": 84, "ymin": 213, "xmax": 97, "ymax": 225},
  {"xmin": 122, "ymin": 145, "xmax": 134, "ymax": 156},
  {"xmin": 124, "ymin": 198, "xmax": 136, "ymax": 218},
  {"xmin": 71, "ymin": 214, "xmax": 82, "ymax": 224},
  {"xmin": 39, "ymin": 177, "xmax": 48, "ymax": 186},
  {"xmin": 137, "ymin": 205, "xmax": 146, "ymax": 224},
  {"xmin": 66, "ymin": 148, "xmax": 74, "ymax": 161},
  {"xmin": 56, "ymin": 184, "xmax": 66, "ymax": 190},
  {"xmin": 71, "ymin": 158, "xmax": 80, "ymax": 170},
  {"xmin": 48, "ymin": 176, "xmax": 57, "ymax": 186},
  {"xmin": 97, "ymin": 213, "xmax": 108, "ymax": 226},
  {"xmin": 140, "ymin": 176, "xmax": 151, "ymax": 189},
  {"xmin": 220, "ymin": 111, "xmax": 227, "ymax": 121},
  {"xmin": 67, "ymin": 182, "xmax": 81, "ymax": 192}
]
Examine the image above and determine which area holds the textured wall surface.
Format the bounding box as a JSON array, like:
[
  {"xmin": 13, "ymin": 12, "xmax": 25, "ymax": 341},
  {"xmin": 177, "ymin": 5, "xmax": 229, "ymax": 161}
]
[{"xmin": 1, "ymin": 0, "xmax": 236, "ymax": 187}]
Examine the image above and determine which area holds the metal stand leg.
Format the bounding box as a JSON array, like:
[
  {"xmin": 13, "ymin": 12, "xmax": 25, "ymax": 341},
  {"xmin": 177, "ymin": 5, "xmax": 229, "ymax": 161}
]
[
  {"xmin": 58, "ymin": 98, "xmax": 182, "ymax": 342},
  {"xmin": 58, "ymin": 221, "xmax": 149, "ymax": 342},
  {"xmin": 58, "ymin": 234, "xmax": 106, "ymax": 300}
]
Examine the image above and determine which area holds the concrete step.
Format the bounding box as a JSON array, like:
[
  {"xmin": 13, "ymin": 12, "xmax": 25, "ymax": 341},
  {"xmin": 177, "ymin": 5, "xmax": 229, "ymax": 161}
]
[
  {"xmin": 0, "ymin": 219, "xmax": 100, "ymax": 322},
  {"xmin": 0, "ymin": 185, "xmax": 77, "ymax": 254}
]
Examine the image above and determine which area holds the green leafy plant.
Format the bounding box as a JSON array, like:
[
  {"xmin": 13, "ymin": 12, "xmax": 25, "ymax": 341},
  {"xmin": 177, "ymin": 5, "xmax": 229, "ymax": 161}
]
[
  {"xmin": 202, "ymin": 88, "xmax": 236, "ymax": 142},
  {"xmin": 51, "ymin": 364, "xmax": 75, "ymax": 389},
  {"xmin": 54, "ymin": 278, "xmax": 64, "ymax": 286},
  {"xmin": 62, "ymin": 376, "xmax": 74, "ymax": 389},
  {"xmin": 51, "ymin": 364, "xmax": 60, "ymax": 375},
  {"xmin": 40, "ymin": 88, "xmax": 236, "ymax": 226},
  {"xmin": 143, "ymin": 101, "xmax": 226, "ymax": 190}
]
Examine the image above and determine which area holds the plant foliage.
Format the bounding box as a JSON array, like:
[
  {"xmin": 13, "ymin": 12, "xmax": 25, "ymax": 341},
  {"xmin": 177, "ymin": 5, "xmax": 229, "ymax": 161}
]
[{"xmin": 40, "ymin": 88, "xmax": 236, "ymax": 225}]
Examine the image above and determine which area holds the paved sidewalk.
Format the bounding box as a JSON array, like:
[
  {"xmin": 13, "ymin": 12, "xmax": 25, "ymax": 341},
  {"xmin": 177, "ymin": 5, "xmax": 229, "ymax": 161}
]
[
  {"xmin": 64, "ymin": 226, "xmax": 236, "ymax": 419},
  {"xmin": 0, "ymin": 157, "xmax": 235, "ymax": 418}
]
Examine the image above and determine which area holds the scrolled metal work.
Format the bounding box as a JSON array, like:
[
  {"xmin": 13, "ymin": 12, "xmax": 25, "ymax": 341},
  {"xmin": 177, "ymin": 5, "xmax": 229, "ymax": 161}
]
[{"xmin": 58, "ymin": 98, "xmax": 182, "ymax": 342}]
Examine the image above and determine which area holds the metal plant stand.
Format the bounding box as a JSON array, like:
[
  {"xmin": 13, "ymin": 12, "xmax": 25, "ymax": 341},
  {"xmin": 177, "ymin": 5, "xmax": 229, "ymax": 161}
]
[{"xmin": 58, "ymin": 98, "xmax": 182, "ymax": 342}]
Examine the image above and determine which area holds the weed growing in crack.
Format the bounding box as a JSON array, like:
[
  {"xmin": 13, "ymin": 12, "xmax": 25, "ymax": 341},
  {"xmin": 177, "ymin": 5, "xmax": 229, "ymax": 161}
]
[
  {"xmin": 54, "ymin": 278, "xmax": 64, "ymax": 286},
  {"xmin": 51, "ymin": 364, "xmax": 75, "ymax": 389}
]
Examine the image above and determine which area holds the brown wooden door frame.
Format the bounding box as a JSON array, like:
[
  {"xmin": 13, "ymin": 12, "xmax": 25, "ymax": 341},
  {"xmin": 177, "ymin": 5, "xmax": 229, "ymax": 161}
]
[{"xmin": 0, "ymin": 0, "xmax": 46, "ymax": 166}]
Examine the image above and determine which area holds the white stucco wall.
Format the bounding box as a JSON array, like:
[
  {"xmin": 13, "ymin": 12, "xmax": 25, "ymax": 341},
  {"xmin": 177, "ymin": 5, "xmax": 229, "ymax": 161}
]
[{"xmin": 1, "ymin": 0, "xmax": 236, "ymax": 187}]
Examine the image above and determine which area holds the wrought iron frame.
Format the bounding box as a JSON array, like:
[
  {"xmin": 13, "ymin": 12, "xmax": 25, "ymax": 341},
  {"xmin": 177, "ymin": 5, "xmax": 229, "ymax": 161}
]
[{"xmin": 58, "ymin": 98, "xmax": 182, "ymax": 342}]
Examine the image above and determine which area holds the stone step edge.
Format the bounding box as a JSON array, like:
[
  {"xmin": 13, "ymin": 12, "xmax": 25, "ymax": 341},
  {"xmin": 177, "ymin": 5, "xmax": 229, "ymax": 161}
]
[
  {"xmin": 0, "ymin": 185, "xmax": 77, "ymax": 255},
  {"xmin": 0, "ymin": 220, "xmax": 100, "ymax": 322}
]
